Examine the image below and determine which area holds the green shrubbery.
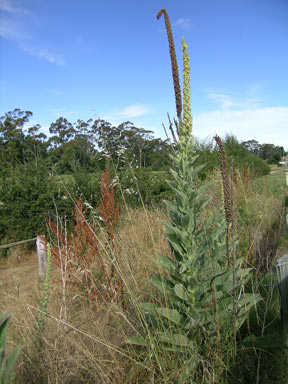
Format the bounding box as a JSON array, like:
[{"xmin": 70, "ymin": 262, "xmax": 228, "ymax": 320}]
[
  {"xmin": 0, "ymin": 162, "xmax": 74, "ymax": 248},
  {"xmin": 193, "ymin": 135, "xmax": 270, "ymax": 180}
]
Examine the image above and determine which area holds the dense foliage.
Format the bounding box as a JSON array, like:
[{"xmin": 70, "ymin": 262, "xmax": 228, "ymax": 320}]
[
  {"xmin": 243, "ymin": 139, "xmax": 286, "ymax": 164},
  {"xmin": 0, "ymin": 107, "xmax": 272, "ymax": 247},
  {"xmin": 194, "ymin": 135, "xmax": 270, "ymax": 180}
]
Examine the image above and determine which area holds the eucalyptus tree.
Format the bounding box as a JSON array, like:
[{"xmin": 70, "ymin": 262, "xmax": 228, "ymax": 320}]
[{"xmin": 0, "ymin": 109, "xmax": 30, "ymax": 167}]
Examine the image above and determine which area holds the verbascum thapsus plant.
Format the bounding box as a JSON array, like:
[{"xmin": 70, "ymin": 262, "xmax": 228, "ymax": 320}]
[{"xmin": 127, "ymin": 8, "xmax": 261, "ymax": 383}]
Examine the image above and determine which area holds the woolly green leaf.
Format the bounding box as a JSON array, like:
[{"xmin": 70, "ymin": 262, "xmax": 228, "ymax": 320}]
[
  {"xmin": 169, "ymin": 168, "xmax": 182, "ymax": 183},
  {"xmin": 192, "ymin": 164, "xmax": 207, "ymax": 176},
  {"xmin": 181, "ymin": 214, "xmax": 195, "ymax": 232},
  {"xmin": 240, "ymin": 293, "xmax": 262, "ymax": 308},
  {"xmin": 158, "ymin": 332, "xmax": 192, "ymax": 348},
  {"xmin": 139, "ymin": 303, "xmax": 157, "ymax": 315},
  {"xmin": 174, "ymin": 284, "xmax": 190, "ymax": 301},
  {"xmin": 164, "ymin": 200, "xmax": 179, "ymax": 215},
  {"xmin": 197, "ymin": 181, "xmax": 215, "ymax": 195},
  {"xmin": 149, "ymin": 275, "xmax": 172, "ymax": 296},
  {"xmin": 241, "ymin": 335, "xmax": 287, "ymax": 349},
  {"xmin": 0, "ymin": 348, "xmax": 6, "ymax": 379},
  {"xmin": 167, "ymin": 238, "xmax": 185, "ymax": 258},
  {"xmin": 0, "ymin": 316, "xmax": 9, "ymax": 350},
  {"xmin": 154, "ymin": 254, "xmax": 177, "ymax": 275},
  {"xmin": 149, "ymin": 276, "xmax": 181, "ymax": 308},
  {"xmin": 125, "ymin": 335, "xmax": 148, "ymax": 346},
  {"xmin": 167, "ymin": 185, "xmax": 187, "ymax": 203},
  {"xmin": 3, "ymin": 345, "xmax": 21, "ymax": 384},
  {"xmin": 235, "ymin": 293, "xmax": 262, "ymax": 328},
  {"xmin": 179, "ymin": 257, "xmax": 196, "ymax": 274},
  {"xmin": 156, "ymin": 308, "xmax": 184, "ymax": 325}
]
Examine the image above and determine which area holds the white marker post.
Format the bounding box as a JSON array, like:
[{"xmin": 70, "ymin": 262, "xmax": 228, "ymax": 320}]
[
  {"xmin": 276, "ymin": 255, "xmax": 288, "ymax": 331},
  {"xmin": 36, "ymin": 235, "xmax": 47, "ymax": 277}
]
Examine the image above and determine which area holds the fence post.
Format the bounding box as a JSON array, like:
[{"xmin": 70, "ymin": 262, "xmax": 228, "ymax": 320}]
[
  {"xmin": 276, "ymin": 254, "xmax": 288, "ymax": 331},
  {"xmin": 286, "ymin": 162, "xmax": 288, "ymax": 186},
  {"xmin": 36, "ymin": 235, "xmax": 47, "ymax": 277}
]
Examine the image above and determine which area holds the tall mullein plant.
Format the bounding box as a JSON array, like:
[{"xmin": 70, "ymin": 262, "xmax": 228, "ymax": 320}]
[{"xmin": 128, "ymin": 32, "xmax": 261, "ymax": 367}]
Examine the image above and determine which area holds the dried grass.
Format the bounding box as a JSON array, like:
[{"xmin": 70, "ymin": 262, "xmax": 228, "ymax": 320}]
[{"xmin": 0, "ymin": 206, "xmax": 170, "ymax": 384}]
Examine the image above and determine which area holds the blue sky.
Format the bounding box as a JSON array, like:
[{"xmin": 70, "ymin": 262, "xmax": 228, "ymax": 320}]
[{"xmin": 1, "ymin": 0, "xmax": 287, "ymax": 148}]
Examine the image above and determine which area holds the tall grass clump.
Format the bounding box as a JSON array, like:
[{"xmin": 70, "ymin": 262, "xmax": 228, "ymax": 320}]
[{"xmin": 127, "ymin": 9, "xmax": 261, "ymax": 383}]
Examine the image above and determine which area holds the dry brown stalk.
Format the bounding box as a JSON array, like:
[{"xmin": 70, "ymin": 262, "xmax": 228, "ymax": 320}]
[
  {"xmin": 100, "ymin": 163, "xmax": 124, "ymax": 307},
  {"xmin": 47, "ymin": 165, "xmax": 124, "ymax": 309},
  {"xmin": 214, "ymin": 135, "xmax": 232, "ymax": 224},
  {"xmin": 233, "ymin": 167, "xmax": 239, "ymax": 186},
  {"xmin": 157, "ymin": 9, "xmax": 182, "ymax": 122},
  {"xmin": 47, "ymin": 201, "xmax": 104, "ymax": 308},
  {"xmin": 167, "ymin": 113, "xmax": 177, "ymax": 143},
  {"xmin": 243, "ymin": 165, "xmax": 250, "ymax": 191},
  {"xmin": 210, "ymin": 135, "xmax": 233, "ymax": 348},
  {"xmin": 100, "ymin": 163, "xmax": 119, "ymax": 244}
]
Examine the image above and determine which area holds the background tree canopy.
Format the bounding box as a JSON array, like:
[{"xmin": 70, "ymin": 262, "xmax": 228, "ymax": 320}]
[{"xmin": 0, "ymin": 108, "xmax": 279, "ymax": 246}]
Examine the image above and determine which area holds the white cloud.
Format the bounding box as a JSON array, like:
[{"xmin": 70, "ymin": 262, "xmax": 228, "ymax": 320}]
[
  {"xmin": 47, "ymin": 89, "xmax": 64, "ymax": 96},
  {"xmin": 205, "ymin": 88, "xmax": 261, "ymax": 110},
  {"xmin": 194, "ymin": 107, "xmax": 288, "ymax": 148},
  {"xmin": 0, "ymin": 0, "xmax": 24, "ymax": 13},
  {"xmin": 175, "ymin": 18, "xmax": 191, "ymax": 30},
  {"xmin": 23, "ymin": 46, "xmax": 65, "ymax": 66},
  {"xmin": 117, "ymin": 104, "xmax": 151, "ymax": 118},
  {"xmin": 0, "ymin": 13, "xmax": 29, "ymax": 40},
  {"xmin": 207, "ymin": 92, "xmax": 236, "ymax": 110},
  {"xmin": 49, "ymin": 109, "xmax": 77, "ymax": 118},
  {"xmin": 0, "ymin": 1, "xmax": 64, "ymax": 66},
  {"xmin": 102, "ymin": 104, "xmax": 151, "ymax": 124}
]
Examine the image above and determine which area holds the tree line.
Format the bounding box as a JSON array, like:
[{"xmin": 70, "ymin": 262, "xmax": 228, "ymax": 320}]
[
  {"xmin": 0, "ymin": 108, "xmax": 172, "ymax": 174},
  {"xmin": 243, "ymin": 139, "xmax": 286, "ymax": 164},
  {"xmin": 0, "ymin": 108, "xmax": 277, "ymax": 247}
]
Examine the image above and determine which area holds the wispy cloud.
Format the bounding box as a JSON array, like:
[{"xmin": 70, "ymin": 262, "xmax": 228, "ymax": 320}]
[
  {"xmin": 49, "ymin": 109, "xmax": 77, "ymax": 118},
  {"xmin": 0, "ymin": 0, "xmax": 25, "ymax": 13},
  {"xmin": 103, "ymin": 104, "xmax": 150, "ymax": 121},
  {"xmin": 205, "ymin": 87, "xmax": 262, "ymax": 110},
  {"xmin": 47, "ymin": 89, "xmax": 64, "ymax": 96},
  {"xmin": 0, "ymin": 0, "xmax": 65, "ymax": 66},
  {"xmin": 117, "ymin": 104, "xmax": 151, "ymax": 118},
  {"xmin": 194, "ymin": 107, "xmax": 288, "ymax": 147},
  {"xmin": 174, "ymin": 17, "xmax": 191, "ymax": 30},
  {"xmin": 194, "ymin": 87, "xmax": 288, "ymax": 146},
  {"xmin": 100, "ymin": 104, "xmax": 152, "ymax": 126},
  {"xmin": 23, "ymin": 46, "xmax": 64, "ymax": 66},
  {"xmin": 0, "ymin": 18, "xmax": 23, "ymax": 39},
  {"xmin": 207, "ymin": 92, "xmax": 236, "ymax": 110}
]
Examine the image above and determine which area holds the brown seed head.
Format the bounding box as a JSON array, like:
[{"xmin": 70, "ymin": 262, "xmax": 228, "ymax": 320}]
[
  {"xmin": 157, "ymin": 9, "xmax": 182, "ymax": 122},
  {"xmin": 214, "ymin": 135, "xmax": 232, "ymax": 224}
]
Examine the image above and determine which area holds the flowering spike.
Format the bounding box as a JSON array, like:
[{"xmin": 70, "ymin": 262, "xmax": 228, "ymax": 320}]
[{"xmin": 180, "ymin": 37, "xmax": 193, "ymax": 147}]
